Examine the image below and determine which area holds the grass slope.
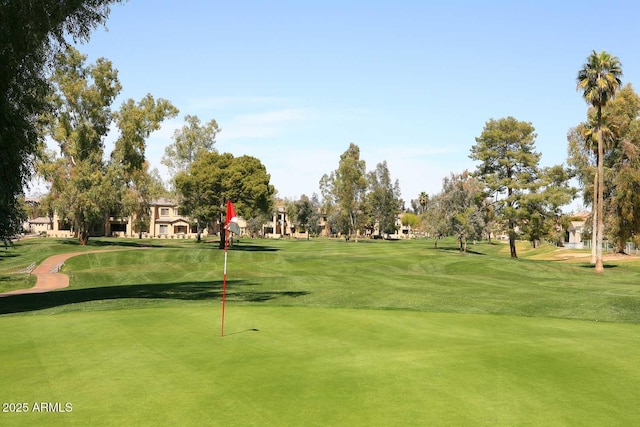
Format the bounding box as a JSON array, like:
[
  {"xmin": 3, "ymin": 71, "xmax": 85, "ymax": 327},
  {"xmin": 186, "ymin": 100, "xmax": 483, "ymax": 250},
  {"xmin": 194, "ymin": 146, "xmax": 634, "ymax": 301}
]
[
  {"xmin": 2, "ymin": 237, "xmax": 639, "ymax": 323},
  {"xmin": 1, "ymin": 306, "xmax": 639, "ymax": 426},
  {"xmin": 1, "ymin": 237, "xmax": 640, "ymax": 426}
]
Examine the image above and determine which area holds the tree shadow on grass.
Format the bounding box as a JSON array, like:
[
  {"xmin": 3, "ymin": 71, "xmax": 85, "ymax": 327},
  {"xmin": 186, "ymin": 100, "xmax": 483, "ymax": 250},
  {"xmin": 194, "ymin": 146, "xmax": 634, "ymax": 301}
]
[
  {"xmin": 229, "ymin": 244, "xmax": 280, "ymax": 252},
  {"xmin": 576, "ymin": 263, "xmax": 619, "ymax": 269},
  {"xmin": 0, "ymin": 280, "xmax": 309, "ymax": 315},
  {"xmin": 61, "ymin": 239, "xmax": 168, "ymax": 249},
  {"xmin": 0, "ymin": 252, "xmax": 21, "ymax": 261},
  {"xmin": 436, "ymin": 245, "xmax": 486, "ymax": 256}
]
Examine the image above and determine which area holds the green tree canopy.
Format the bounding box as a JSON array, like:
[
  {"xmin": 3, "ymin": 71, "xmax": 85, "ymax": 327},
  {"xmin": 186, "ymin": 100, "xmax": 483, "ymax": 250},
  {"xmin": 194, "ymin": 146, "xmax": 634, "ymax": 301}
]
[
  {"xmin": 569, "ymin": 84, "xmax": 640, "ymax": 253},
  {"xmin": 111, "ymin": 94, "xmax": 178, "ymax": 237},
  {"xmin": 42, "ymin": 46, "xmax": 121, "ymax": 244},
  {"xmin": 365, "ymin": 161, "xmax": 401, "ymax": 237},
  {"xmin": 518, "ymin": 165, "xmax": 576, "ymax": 248},
  {"xmin": 41, "ymin": 46, "xmax": 176, "ymax": 244},
  {"xmin": 294, "ymin": 194, "xmax": 321, "ymax": 238},
  {"xmin": 320, "ymin": 143, "xmax": 367, "ymax": 241},
  {"xmin": 162, "ymin": 115, "xmax": 220, "ymax": 179},
  {"xmin": 413, "ymin": 191, "xmax": 429, "ymax": 214},
  {"xmin": 0, "ymin": 0, "xmax": 123, "ymax": 240},
  {"xmin": 436, "ymin": 171, "xmax": 485, "ymax": 253},
  {"xmin": 175, "ymin": 151, "xmax": 274, "ymax": 244},
  {"xmin": 470, "ymin": 116, "xmax": 541, "ymax": 258},
  {"xmin": 112, "ymin": 94, "xmax": 179, "ymax": 176},
  {"xmin": 422, "ymin": 193, "xmax": 449, "ymax": 248}
]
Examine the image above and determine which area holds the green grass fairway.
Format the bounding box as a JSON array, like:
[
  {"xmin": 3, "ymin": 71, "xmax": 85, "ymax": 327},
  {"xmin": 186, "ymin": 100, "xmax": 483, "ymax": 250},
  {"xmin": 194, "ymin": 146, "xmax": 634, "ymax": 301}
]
[
  {"xmin": 1, "ymin": 237, "xmax": 640, "ymax": 425},
  {"xmin": 1, "ymin": 306, "xmax": 639, "ymax": 426}
]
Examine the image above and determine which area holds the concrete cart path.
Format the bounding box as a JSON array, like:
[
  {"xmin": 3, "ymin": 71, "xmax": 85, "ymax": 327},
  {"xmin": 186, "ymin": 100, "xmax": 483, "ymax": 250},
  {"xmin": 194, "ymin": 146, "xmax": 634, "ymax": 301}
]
[{"xmin": 0, "ymin": 249, "xmax": 132, "ymax": 297}]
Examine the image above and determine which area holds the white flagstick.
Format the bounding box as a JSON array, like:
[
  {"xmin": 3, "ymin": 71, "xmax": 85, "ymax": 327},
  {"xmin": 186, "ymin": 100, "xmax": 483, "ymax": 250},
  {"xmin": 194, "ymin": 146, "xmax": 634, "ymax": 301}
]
[{"xmin": 221, "ymin": 228, "xmax": 229, "ymax": 336}]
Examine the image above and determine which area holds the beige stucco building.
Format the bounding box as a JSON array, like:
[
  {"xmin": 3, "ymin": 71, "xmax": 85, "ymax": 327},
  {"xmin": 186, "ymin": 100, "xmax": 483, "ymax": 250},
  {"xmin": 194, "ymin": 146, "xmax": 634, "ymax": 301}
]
[
  {"xmin": 23, "ymin": 198, "xmax": 246, "ymax": 239},
  {"xmin": 566, "ymin": 211, "xmax": 589, "ymax": 248}
]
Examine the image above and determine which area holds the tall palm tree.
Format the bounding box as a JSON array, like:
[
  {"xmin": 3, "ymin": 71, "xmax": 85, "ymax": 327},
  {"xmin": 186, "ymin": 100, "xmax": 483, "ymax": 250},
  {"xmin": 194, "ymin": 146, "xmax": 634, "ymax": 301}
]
[
  {"xmin": 579, "ymin": 117, "xmax": 615, "ymax": 263},
  {"xmin": 418, "ymin": 191, "xmax": 429, "ymax": 214},
  {"xmin": 577, "ymin": 50, "xmax": 623, "ymax": 273}
]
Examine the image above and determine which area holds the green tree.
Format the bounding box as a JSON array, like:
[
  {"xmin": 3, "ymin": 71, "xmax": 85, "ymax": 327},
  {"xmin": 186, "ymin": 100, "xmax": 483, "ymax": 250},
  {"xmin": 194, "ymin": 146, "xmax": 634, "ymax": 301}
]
[
  {"xmin": 321, "ymin": 143, "xmax": 367, "ymax": 241},
  {"xmin": 409, "ymin": 192, "xmax": 429, "ymax": 215},
  {"xmin": 111, "ymin": 94, "xmax": 178, "ymax": 237},
  {"xmin": 418, "ymin": 192, "xmax": 429, "ymax": 214},
  {"xmin": 470, "ymin": 117, "xmax": 541, "ymax": 258},
  {"xmin": 175, "ymin": 152, "xmax": 274, "ymax": 244},
  {"xmin": 567, "ymin": 124, "xmax": 598, "ymax": 259},
  {"xmin": 401, "ymin": 212, "xmax": 420, "ymax": 237},
  {"xmin": 121, "ymin": 167, "xmax": 169, "ymax": 238},
  {"xmin": 282, "ymin": 198, "xmax": 297, "ymax": 237},
  {"xmin": 112, "ymin": 94, "xmax": 179, "ymax": 176},
  {"xmin": 294, "ymin": 194, "xmax": 320, "ymax": 239},
  {"xmin": 42, "ymin": 47, "xmax": 176, "ymax": 244},
  {"xmin": 422, "ymin": 193, "xmax": 449, "ymax": 248},
  {"xmin": 175, "ymin": 152, "xmax": 233, "ymax": 243},
  {"xmin": 576, "ymin": 50, "xmax": 623, "ymax": 272},
  {"xmin": 319, "ymin": 173, "xmax": 337, "ymax": 236},
  {"xmin": 600, "ymin": 85, "xmax": 640, "ymax": 253},
  {"xmin": 162, "ymin": 115, "xmax": 220, "ymax": 178},
  {"xmin": 366, "ymin": 161, "xmax": 402, "ymax": 237},
  {"xmin": 42, "ymin": 46, "xmax": 121, "ymax": 244},
  {"xmin": 518, "ymin": 165, "xmax": 576, "ymax": 248},
  {"xmin": 0, "ymin": 0, "xmax": 122, "ymax": 241},
  {"xmin": 570, "ymin": 84, "xmax": 640, "ymax": 254},
  {"xmin": 439, "ymin": 171, "xmax": 485, "ymax": 253}
]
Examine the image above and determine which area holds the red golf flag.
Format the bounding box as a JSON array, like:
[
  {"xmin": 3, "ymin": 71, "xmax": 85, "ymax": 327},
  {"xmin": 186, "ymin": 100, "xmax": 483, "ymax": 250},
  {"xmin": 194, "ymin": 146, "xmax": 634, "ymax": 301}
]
[{"xmin": 224, "ymin": 200, "xmax": 240, "ymax": 235}]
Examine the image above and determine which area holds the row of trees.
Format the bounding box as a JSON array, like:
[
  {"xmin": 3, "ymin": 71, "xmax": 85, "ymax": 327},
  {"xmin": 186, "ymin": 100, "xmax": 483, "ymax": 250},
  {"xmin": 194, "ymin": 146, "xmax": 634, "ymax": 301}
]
[
  {"xmin": 401, "ymin": 118, "xmax": 575, "ymax": 257},
  {"xmin": 1, "ymin": 2, "xmax": 274, "ymax": 246},
  {"xmin": 570, "ymin": 84, "xmax": 640, "ymax": 255},
  {"xmin": 317, "ymin": 143, "xmax": 402, "ymax": 240},
  {"xmin": 298, "ymin": 117, "xmax": 574, "ymax": 259},
  {"xmin": 34, "ymin": 47, "xmax": 274, "ymax": 245},
  {"xmin": 4, "ymin": 1, "xmax": 637, "ymax": 270},
  {"xmin": 1, "ymin": 0, "xmax": 123, "ymax": 241},
  {"xmin": 39, "ymin": 47, "xmax": 178, "ymax": 244},
  {"xmin": 403, "ymin": 50, "xmax": 640, "ymax": 269}
]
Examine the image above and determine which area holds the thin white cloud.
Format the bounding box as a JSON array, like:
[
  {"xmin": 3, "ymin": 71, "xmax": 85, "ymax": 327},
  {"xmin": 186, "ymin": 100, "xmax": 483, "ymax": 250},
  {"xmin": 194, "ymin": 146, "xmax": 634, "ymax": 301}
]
[
  {"xmin": 187, "ymin": 95, "xmax": 292, "ymax": 111},
  {"xmin": 370, "ymin": 145, "xmax": 459, "ymax": 160},
  {"xmin": 219, "ymin": 108, "xmax": 312, "ymax": 140}
]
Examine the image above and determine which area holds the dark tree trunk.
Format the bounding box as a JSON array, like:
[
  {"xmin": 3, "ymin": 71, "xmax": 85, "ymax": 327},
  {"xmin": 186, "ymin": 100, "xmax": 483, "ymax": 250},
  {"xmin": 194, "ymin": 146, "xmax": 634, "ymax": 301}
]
[
  {"xmin": 79, "ymin": 230, "xmax": 89, "ymax": 245},
  {"xmin": 508, "ymin": 220, "xmax": 517, "ymax": 259}
]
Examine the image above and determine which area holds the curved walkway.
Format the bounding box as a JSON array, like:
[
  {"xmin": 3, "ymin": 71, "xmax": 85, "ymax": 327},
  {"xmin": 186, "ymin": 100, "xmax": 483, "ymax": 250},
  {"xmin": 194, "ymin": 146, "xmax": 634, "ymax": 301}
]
[{"xmin": 0, "ymin": 250, "xmax": 123, "ymax": 297}]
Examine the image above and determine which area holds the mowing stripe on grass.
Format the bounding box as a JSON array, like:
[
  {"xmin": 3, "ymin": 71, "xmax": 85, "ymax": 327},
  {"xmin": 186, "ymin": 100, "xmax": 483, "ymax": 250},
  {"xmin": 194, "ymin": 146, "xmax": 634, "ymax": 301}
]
[{"xmin": 1, "ymin": 306, "xmax": 638, "ymax": 426}]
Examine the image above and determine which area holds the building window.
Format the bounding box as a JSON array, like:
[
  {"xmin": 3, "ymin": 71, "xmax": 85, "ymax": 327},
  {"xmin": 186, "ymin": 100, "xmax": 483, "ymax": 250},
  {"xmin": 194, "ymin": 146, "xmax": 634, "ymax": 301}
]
[
  {"xmin": 111, "ymin": 223, "xmax": 127, "ymax": 232},
  {"xmin": 174, "ymin": 208, "xmax": 181, "ymax": 216},
  {"xmin": 174, "ymin": 225, "xmax": 187, "ymax": 235},
  {"xmin": 160, "ymin": 208, "xmax": 170, "ymax": 216},
  {"xmin": 159, "ymin": 224, "xmax": 168, "ymax": 235}
]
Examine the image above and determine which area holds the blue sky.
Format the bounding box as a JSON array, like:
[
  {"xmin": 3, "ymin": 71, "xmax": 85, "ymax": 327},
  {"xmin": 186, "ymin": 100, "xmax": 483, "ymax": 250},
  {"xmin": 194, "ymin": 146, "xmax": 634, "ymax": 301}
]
[{"xmin": 61, "ymin": 0, "xmax": 640, "ymax": 207}]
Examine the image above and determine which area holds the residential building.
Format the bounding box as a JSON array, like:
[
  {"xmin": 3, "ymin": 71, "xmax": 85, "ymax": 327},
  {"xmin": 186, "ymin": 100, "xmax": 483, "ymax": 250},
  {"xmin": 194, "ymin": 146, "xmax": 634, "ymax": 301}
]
[
  {"xmin": 566, "ymin": 211, "xmax": 589, "ymax": 248},
  {"xmin": 262, "ymin": 206, "xmax": 309, "ymax": 238},
  {"xmin": 148, "ymin": 198, "xmax": 202, "ymax": 238},
  {"xmin": 22, "ymin": 197, "xmax": 247, "ymax": 239}
]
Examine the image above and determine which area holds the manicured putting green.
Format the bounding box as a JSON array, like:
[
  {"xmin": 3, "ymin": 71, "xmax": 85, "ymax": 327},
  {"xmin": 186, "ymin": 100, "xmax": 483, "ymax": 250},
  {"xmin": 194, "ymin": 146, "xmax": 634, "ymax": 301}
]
[{"xmin": 1, "ymin": 305, "xmax": 638, "ymax": 426}]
